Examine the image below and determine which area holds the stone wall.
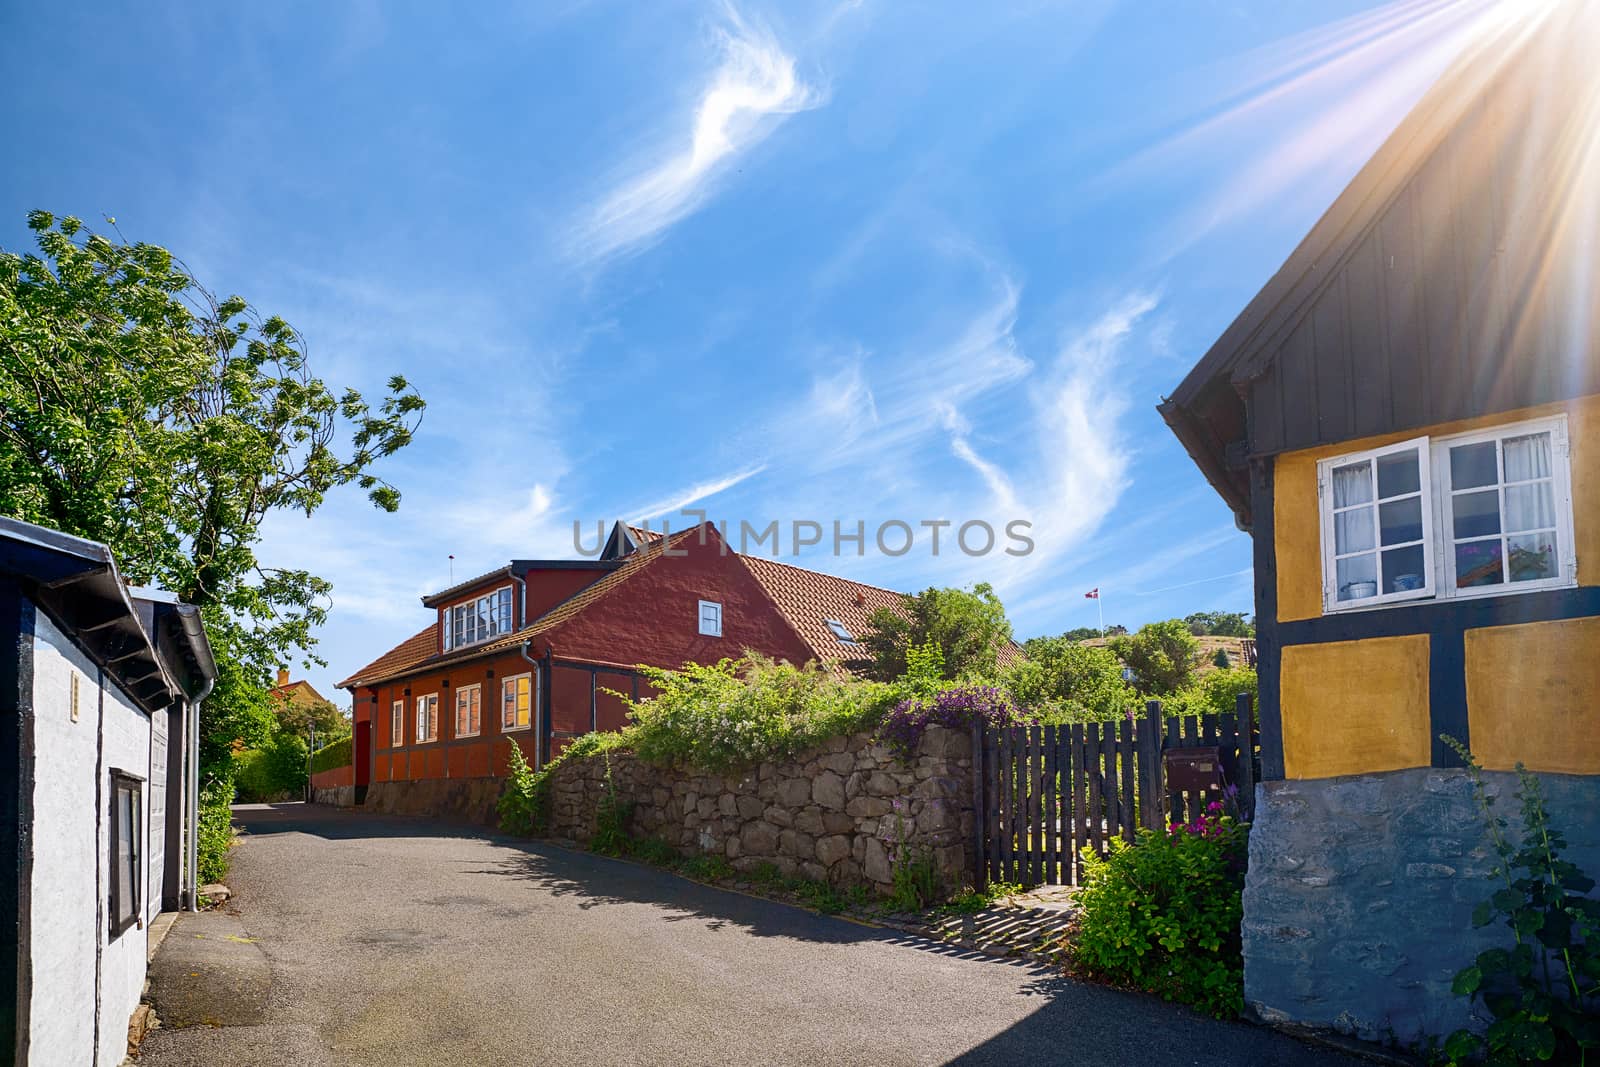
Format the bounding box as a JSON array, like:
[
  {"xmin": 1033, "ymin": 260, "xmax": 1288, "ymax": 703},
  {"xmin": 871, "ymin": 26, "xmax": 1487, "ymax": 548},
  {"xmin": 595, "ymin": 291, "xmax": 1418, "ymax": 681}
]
[
  {"xmin": 545, "ymin": 727, "xmax": 976, "ymax": 893},
  {"xmin": 1242, "ymin": 768, "xmax": 1600, "ymax": 1047},
  {"xmin": 364, "ymin": 776, "xmax": 505, "ymax": 826},
  {"xmin": 311, "ymin": 784, "xmax": 355, "ymax": 808}
]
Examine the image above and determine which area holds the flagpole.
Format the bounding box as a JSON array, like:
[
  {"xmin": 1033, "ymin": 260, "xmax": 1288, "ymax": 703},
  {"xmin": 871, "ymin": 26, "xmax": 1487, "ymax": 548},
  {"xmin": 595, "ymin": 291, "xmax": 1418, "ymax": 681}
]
[{"xmin": 1098, "ymin": 591, "xmax": 1105, "ymax": 638}]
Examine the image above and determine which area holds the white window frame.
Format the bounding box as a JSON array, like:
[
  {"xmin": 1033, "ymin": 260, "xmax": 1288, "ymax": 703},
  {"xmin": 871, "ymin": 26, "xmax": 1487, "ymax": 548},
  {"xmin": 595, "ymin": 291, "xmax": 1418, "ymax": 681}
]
[
  {"xmin": 698, "ymin": 599, "xmax": 723, "ymax": 637},
  {"xmin": 455, "ymin": 683, "xmax": 482, "ymax": 739},
  {"xmin": 825, "ymin": 618, "xmax": 857, "ymax": 645},
  {"xmin": 441, "ymin": 585, "xmax": 515, "ymax": 652},
  {"xmin": 1316, "ymin": 416, "xmax": 1576, "ymax": 615},
  {"xmin": 1433, "ymin": 416, "xmax": 1577, "ymax": 600},
  {"xmin": 501, "ymin": 671, "xmax": 536, "ymax": 733},
  {"xmin": 415, "ymin": 693, "xmax": 439, "ymax": 744},
  {"xmin": 1317, "ymin": 435, "xmax": 1435, "ymax": 613},
  {"xmin": 390, "ymin": 699, "xmax": 404, "ymax": 746}
]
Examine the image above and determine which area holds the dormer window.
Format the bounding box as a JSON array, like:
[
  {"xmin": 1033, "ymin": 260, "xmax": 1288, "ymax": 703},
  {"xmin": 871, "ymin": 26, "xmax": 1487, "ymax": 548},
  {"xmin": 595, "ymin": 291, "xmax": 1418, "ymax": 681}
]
[
  {"xmin": 442, "ymin": 586, "xmax": 515, "ymax": 651},
  {"xmin": 698, "ymin": 600, "xmax": 723, "ymax": 637},
  {"xmin": 825, "ymin": 619, "xmax": 856, "ymax": 645}
]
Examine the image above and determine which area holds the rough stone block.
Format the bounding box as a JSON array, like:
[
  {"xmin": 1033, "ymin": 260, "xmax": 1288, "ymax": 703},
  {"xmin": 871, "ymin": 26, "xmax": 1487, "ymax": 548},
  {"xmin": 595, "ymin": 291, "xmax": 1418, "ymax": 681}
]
[
  {"xmin": 815, "ymin": 834, "xmax": 851, "ymax": 867},
  {"xmin": 736, "ymin": 795, "xmax": 766, "ymax": 819},
  {"xmin": 792, "ymin": 808, "xmax": 825, "ymax": 835},
  {"xmin": 812, "ymin": 771, "xmax": 846, "ymax": 810},
  {"xmin": 845, "ymin": 796, "xmax": 891, "ymax": 819},
  {"xmin": 778, "ymin": 828, "xmax": 815, "ymax": 859},
  {"xmin": 763, "ymin": 805, "xmax": 794, "ymax": 828},
  {"xmin": 863, "ymin": 837, "xmax": 893, "ymax": 884},
  {"xmin": 776, "ymin": 778, "xmax": 812, "ymax": 808},
  {"xmin": 741, "ymin": 821, "xmax": 779, "ymax": 856}
]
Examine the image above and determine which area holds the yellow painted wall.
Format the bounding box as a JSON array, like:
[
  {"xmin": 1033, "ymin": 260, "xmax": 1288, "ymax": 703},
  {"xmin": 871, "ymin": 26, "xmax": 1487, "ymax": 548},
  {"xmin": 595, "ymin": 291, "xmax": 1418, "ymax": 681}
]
[
  {"xmin": 1280, "ymin": 635, "xmax": 1431, "ymax": 779},
  {"xmin": 1466, "ymin": 617, "xmax": 1600, "ymax": 774},
  {"xmin": 1274, "ymin": 395, "xmax": 1600, "ymax": 623}
]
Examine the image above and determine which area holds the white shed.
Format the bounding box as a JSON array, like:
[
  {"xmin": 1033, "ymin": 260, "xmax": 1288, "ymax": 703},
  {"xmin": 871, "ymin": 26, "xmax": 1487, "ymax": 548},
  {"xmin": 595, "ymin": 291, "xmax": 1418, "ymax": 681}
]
[{"xmin": 1, "ymin": 517, "xmax": 215, "ymax": 1067}]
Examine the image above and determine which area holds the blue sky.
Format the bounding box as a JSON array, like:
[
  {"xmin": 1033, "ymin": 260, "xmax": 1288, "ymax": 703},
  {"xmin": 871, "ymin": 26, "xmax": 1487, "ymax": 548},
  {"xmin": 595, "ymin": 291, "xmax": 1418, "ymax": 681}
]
[{"xmin": 1, "ymin": 1, "xmax": 1499, "ymax": 702}]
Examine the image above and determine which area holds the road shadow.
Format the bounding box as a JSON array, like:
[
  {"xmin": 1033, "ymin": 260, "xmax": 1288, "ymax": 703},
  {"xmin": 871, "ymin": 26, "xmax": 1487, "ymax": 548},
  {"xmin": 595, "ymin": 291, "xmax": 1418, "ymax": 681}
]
[{"xmin": 232, "ymin": 802, "xmax": 500, "ymax": 842}]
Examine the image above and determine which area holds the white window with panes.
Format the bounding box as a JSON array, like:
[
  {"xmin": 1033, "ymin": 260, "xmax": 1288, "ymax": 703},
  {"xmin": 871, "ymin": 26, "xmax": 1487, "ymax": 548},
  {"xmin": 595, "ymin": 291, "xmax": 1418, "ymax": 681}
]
[
  {"xmin": 455, "ymin": 683, "xmax": 481, "ymax": 738},
  {"xmin": 1317, "ymin": 416, "xmax": 1575, "ymax": 613},
  {"xmin": 415, "ymin": 693, "xmax": 439, "ymax": 743},
  {"xmin": 390, "ymin": 699, "xmax": 403, "ymax": 746},
  {"xmin": 441, "ymin": 586, "xmax": 515, "ymax": 651},
  {"xmin": 698, "ymin": 599, "xmax": 723, "ymax": 637},
  {"xmin": 502, "ymin": 671, "xmax": 535, "ymax": 732}
]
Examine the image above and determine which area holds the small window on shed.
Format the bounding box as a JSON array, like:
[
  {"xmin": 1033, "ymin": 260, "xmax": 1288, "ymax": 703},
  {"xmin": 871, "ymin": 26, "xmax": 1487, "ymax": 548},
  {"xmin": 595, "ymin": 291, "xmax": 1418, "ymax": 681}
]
[
  {"xmin": 109, "ymin": 770, "xmax": 142, "ymax": 938},
  {"xmin": 825, "ymin": 619, "xmax": 856, "ymax": 644},
  {"xmin": 698, "ymin": 600, "xmax": 723, "ymax": 637}
]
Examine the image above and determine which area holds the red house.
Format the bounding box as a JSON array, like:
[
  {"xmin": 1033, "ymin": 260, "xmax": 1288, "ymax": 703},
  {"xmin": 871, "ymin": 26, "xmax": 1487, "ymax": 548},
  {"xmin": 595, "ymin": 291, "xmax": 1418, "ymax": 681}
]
[{"xmin": 333, "ymin": 522, "xmax": 906, "ymax": 820}]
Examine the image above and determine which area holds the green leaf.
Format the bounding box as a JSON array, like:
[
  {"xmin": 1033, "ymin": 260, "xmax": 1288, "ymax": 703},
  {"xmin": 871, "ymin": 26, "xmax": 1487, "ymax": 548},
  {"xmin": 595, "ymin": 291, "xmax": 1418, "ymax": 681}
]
[{"xmin": 1452, "ymin": 965, "xmax": 1482, "ymax": 996}]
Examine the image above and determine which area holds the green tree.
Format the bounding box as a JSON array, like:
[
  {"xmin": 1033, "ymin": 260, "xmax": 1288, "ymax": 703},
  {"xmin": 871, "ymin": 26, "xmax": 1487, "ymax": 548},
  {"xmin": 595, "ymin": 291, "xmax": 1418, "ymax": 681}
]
[
  {"xmin": 1052, "ymin": 626, "xmax": 1123, "ymax": 642},
  {"xmin": 1110, "ymin": 619, "xmax": 1201, "ymax": 696},
  {"xmin": 0, "ymin": 212, "xmax": 424, "ymax": 779},
  {"xmin": 1003, "ymin": 637, "xmax": 1133, "ymax": 722},
  {"xmin": 1183, "ymin": 611, "xmax": 1254, "ymax": 637},
  {"xmin": 863, "ymin": 583, "xmax": 1013, "ymax": 682}
]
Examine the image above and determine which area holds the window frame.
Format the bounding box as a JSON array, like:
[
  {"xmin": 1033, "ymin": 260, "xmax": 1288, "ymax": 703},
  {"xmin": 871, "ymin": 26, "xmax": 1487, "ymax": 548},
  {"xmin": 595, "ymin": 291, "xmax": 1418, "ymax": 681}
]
[
  {"xmin": 1432, "ymin": 416, "xmax": 1576, "ymax": 600},
  {"xmin": 441, "ymin": 584, "xmax": 516, "ymax": 652},
  {"xmin": 109, "ymin": 769, "xmax": 143, "ymax": 939},
  {"xmin": 1315, "ymin": 416, "xmax": 1577, "ymax": 616},
  {"xmin": 824, "ymin": 618, "xmax": 857, "ymax": 645},
  {"xmin": 698, "ymin": 599, "xmax": 723, "ymax": 637},
  {"xmin": 390, "ymin": 699, "xmax": 404, "ymax": 747},
  {"xmin": 1317, "ymin": 435, "xmax": 1436, "ymax": 613},
  {"xmin": 501, "ymin": 671, "xmax": 536, "ymax": 733},
  {"xmin": 415, "ymin": 693, "xmax": 439, "ymax": 744},
  {"xmin": 455, "ymin": 683, "xmax": 482, "ymax": 739}
]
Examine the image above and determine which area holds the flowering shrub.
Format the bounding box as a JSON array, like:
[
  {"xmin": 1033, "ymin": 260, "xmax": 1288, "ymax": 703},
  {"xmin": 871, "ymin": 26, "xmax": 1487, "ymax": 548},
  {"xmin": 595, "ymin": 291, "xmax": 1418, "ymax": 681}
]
[
  {"xmin": 1072, "ymin": 802, "xmax": 1249, "ymax": 1018},
  {"xmin": 879, "ymin": 684, "xmax": 1033, "ymax": 758},
  {"xmin": 622, "ymin": 656, "xmax": 884, "ymax": 772}
]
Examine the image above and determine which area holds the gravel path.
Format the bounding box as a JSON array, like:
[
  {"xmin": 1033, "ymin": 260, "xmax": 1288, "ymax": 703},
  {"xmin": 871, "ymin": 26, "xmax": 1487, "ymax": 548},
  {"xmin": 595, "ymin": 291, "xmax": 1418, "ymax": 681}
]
[{"xmin": 139, "ymin": 802, "xmax": 1368, "ymax": 1067}]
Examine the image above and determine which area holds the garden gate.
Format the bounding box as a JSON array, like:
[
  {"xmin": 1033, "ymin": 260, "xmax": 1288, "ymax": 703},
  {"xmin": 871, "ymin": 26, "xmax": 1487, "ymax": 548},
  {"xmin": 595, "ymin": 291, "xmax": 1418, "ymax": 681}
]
[{"xmin": 971, "ymin": 694, "xmax": 1257, "ymax": 887}]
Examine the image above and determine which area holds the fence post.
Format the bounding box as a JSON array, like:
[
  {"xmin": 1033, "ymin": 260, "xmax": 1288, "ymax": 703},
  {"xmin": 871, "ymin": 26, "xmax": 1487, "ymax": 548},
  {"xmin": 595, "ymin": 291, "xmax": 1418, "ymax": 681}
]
[
  {"xmin": 1235, "ymin": 690, "xmax": 1256, "ymax": 821},
  {"xmin": 971, "ymin": 720, "xmax": 987, "ymax": 892},
  {"xmin": 1140, "ymin": 699, "xmax": 1165, "ymax": 831}
]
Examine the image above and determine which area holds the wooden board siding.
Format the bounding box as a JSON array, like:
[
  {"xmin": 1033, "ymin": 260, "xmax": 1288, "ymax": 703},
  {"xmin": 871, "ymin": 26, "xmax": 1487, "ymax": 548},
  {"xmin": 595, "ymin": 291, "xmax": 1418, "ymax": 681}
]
[{"xmin": 1246, "ymin": 79, "xmax": 1600, "ymax": 459}]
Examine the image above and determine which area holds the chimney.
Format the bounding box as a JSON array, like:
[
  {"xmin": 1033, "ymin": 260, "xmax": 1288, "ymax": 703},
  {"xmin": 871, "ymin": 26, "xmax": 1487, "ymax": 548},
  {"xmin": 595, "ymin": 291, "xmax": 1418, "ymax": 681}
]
[
  {"xmin": 276, "ymin": 667, "xmax": 290, "ymax": 687},
  {"xmin": 855, "ymin": 591, "xmax": 865, "ymax": 606}
]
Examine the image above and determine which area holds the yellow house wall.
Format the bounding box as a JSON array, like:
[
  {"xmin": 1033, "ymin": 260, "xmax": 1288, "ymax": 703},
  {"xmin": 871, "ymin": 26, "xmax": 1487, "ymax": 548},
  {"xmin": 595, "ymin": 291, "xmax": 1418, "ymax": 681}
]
[
  {"xmin": 1465, "ymin": 617, "xmax": 1600, "ymax": 774},
  {"xmin": 1274, "ymin": 395, "xmax": 1600, "ymax": 624},
  {"xmin": 1280, "ymin": 636, "xmax": 1432, "ymax": 779}
]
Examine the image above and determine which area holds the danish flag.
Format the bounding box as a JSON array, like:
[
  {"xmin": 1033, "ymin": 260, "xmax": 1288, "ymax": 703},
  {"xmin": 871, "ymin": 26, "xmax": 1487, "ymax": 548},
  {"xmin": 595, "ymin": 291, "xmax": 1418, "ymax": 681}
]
[{"xmin": 1084, "ymin": 588, "xmax": 1099, "ymax": 599}]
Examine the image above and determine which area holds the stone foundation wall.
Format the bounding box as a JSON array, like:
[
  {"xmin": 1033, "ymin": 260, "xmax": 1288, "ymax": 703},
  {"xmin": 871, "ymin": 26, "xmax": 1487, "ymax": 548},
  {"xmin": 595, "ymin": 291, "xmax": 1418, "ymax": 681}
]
[
  {"xmin": 1242, "ymin": 768, "xmax": 1600, "ymax": 1047},
  {"xmin": 364, "ymin": 776, "xmax": 505, "ymax": 826},
  {"xmin": 311, "ymin": 784, "xmax": 355, "ymax": 808},
  {"xmin": 545, "ymin": 727, "xmax": 976, "ymax": 893}
]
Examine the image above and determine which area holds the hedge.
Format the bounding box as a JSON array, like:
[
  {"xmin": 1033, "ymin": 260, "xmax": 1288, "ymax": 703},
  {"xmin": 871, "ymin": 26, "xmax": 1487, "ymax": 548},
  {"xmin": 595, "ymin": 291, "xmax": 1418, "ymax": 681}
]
[{"xmin": 310, "ymin": 734, "xmax": 352, "ymax": 775}]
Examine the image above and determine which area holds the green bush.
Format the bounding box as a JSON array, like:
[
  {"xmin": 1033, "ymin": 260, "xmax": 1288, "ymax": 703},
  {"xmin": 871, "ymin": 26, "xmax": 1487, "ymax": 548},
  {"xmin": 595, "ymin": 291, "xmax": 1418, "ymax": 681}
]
[
  {"xmin": 1002, "ymin": 637, "xmax": 1135, "ymax": 723},
  {"xmin": 1442, "ymin": 740, "xmax": 1600, "ymax": 1065},
  {"xmin": 1109, "ymin": 619, "xmax": 1202, "ymax": 696},
  {"xmin": 1073, "ymin": 809, "xmax": 1249, "ymax": 1017},
  {"xmin": 622, "ymin": 656, "xmax": 885, "ymax": 773},
  {"xmin": 233, "ymin": 728, "xmax": 308, "ymax": 802},
  {"xmin": 310, "ymin": 734, "xmax": 351, "ymax": 775},
  {"xmin": 1165, "ymin": 666, "xmax": 1258, "ymax": 720},
  {"xmin": 497, "ymin": 740, "xmax": 540, "ymax": 836},
  {"xmin": 590, "ymin": 754, "xmax": 634, "ymax": 856},
  {"xmin": 197, "ymin": 776, "xmax": 235, "ymax": 885}
]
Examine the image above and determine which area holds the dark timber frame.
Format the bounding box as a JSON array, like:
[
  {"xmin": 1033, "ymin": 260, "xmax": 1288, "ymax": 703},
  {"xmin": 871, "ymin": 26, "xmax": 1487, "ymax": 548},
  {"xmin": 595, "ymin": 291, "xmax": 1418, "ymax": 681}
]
[{"xmin": 1, "ymin": 581, "xmax": 34, "ymax": 1065}]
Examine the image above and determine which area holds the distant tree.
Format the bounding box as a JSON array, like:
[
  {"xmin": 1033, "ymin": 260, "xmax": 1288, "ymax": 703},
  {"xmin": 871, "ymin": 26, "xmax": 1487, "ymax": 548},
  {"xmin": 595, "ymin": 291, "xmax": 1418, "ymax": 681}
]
[
  {"xmin": 1183, "ymin": 611, "xmax": 1254, "ymax": 638},
  {"xmin": 1003, "ymin": 637, "xmax": 1133, "ymax": 722},
  {"xmin": 0, "ymin": 212, "xmax": 425, "ymax": 780},
  {"xmin": 273, "ymin": 693, "xmax": 349, "ymax": 743},
  {"xmin": 1211, "ymin": 647, "xmax": 1232, "ymax": 669},
  {"xmin": 1053, "ymin": 626, "xmax": 1111, "ymax": 642},
  {"xmin": 864, "ymin": 583, "xmax": 1013, "ymax": 682},
  {"xmin": 1110, "ymin": 619, "xmax": 1202, "ymax": 696}
]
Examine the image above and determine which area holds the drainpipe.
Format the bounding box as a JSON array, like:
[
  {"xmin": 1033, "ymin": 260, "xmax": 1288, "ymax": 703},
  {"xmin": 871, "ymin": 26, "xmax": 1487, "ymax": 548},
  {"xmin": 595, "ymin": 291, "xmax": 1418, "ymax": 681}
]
[
  {"xmin": 518, "ymin": 641, "xmax": 542, "ymax": 768},
  {"xmin": 187, "ymin": 673, "xmax": 214, "ymax": 911},
  {"xmin": 509, "ymin": 570, "xmax": 526, "ymax": 629}
]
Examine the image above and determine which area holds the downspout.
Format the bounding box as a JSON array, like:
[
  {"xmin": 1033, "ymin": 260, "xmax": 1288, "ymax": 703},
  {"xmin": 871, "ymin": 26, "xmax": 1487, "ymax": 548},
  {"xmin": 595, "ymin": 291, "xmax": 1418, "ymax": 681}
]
[
  {"xmin": 518, "ymin": 641, "xmax": 542, "ymax": 769},
  {"xmin": 186, "ymin": 673, "xmax": 214, "ymax": 911},
  {"xmin": 509, "ymin": 570, "xmax": 526, "ymax": 630}
]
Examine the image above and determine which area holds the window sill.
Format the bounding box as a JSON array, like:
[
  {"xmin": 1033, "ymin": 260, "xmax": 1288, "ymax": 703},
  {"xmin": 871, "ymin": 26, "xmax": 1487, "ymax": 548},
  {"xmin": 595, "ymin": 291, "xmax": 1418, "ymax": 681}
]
[
  {"xmin": 1321, "ymin": 575, "xmax": 1578, "ymax": 616},
  {"xmin": 501, "ymin": 724, "xmax": 532, "ymax": 733}
]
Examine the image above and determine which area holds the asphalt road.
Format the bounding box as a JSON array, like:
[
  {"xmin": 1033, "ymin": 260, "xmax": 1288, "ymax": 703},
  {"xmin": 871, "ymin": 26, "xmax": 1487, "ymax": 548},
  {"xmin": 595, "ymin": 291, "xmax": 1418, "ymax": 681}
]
[{"xmin": 140, "ymin": 803, "xmax": 1368, "ymax": 1067}]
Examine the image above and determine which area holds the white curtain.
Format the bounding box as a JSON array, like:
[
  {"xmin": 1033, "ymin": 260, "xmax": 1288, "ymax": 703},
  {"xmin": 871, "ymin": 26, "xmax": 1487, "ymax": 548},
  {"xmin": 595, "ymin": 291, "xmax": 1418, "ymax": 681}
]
[
  {"xmin": 1332, "ymin": 461, "xmax": 1373, "ymax": 507},
  {"xmin": 1503, "ymin": 433, "xmax": 1555, "ymax": 532},
  {"xmin": 1503, "ymin": 432, "xmax": 1552, "ymax": 481}
]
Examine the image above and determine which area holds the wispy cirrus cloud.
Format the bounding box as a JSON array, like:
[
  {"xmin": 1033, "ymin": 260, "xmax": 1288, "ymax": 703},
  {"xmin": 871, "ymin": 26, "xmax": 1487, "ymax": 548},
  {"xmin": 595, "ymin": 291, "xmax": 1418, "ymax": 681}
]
[
  {"xmin": 570, "ymin": 5, "xmax": 824, "ymax": 266},
  {"xmin": 626, "ymin": 463, "xmax": 768, "ymax": 523}
]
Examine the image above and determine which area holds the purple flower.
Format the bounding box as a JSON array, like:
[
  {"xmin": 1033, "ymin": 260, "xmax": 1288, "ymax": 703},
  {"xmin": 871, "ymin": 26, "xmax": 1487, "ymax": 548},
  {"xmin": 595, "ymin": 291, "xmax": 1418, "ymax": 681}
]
[{"xmin": 878, "ymin": 685, "xmax": 1033, "ymax": 757}]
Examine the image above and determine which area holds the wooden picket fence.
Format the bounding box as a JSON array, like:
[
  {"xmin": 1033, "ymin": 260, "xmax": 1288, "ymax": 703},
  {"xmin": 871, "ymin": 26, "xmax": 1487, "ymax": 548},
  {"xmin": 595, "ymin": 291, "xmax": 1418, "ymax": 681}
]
[{"xmin": 971, "ymin": 694, "xmax": 1257, "ymax": 888}]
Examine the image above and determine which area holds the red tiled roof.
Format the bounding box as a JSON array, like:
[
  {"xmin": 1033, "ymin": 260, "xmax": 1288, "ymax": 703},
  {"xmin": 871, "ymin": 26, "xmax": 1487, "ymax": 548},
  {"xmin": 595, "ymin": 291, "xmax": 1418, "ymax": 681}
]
[
  {"xmin": 335, "ymin": 625, "xmax": 437, "ymax": 689},
  {"xmin": 736, "ymin": 555, "xmax": 905, "ymax": 667},
  {"xmin": 270, "ymin": 678, "xmax": 334, "ymax": 709}
]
